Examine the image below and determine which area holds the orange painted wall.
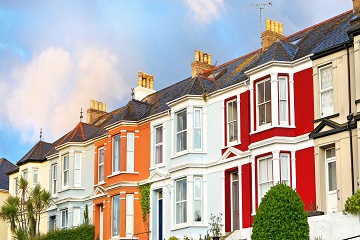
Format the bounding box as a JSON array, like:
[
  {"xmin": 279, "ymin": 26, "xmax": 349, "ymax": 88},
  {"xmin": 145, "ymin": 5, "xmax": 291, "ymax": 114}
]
[{"xmin": 93, "ymin": 122, "xmax": 150, "ymax": 240}]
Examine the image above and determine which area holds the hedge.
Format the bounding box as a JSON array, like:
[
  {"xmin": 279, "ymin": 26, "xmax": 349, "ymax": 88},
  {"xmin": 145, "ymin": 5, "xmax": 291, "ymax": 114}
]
[{"xmin": 35, "ymin": 223, "xmax": 94, "ymax": 240}]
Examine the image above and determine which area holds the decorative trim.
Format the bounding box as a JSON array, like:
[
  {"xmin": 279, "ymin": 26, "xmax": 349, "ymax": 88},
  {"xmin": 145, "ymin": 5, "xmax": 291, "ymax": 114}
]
[
  {"xmin": 248, "ymin": 134, "xmax": 310, "ymax": 150},
  {"xmin": 355, "ymin": 99, "xmax": 360, "ymax": 105},
  {"xmin": 313, "ymin": 113, "xmax": 340, "ymax": 123},
  {"xmin": 309, "ymin": 118, "xmax": 356, "ymax": 139}
]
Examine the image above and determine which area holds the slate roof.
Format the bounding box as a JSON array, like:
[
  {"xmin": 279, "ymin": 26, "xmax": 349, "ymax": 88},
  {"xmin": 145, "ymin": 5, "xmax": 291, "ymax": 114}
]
[
  {"xmin": 0, "ymin": 158, "xmax": 16, "ymax": 190},
  {"xmin": 16, "ymin": 141, "xmax": 54, "ymax": 166}
]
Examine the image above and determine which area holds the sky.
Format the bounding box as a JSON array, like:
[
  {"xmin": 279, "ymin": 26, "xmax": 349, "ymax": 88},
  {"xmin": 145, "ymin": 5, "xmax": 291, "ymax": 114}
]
[{"xmin": 0, "ymin": 0, "xmax": 352, "ymax": 164}]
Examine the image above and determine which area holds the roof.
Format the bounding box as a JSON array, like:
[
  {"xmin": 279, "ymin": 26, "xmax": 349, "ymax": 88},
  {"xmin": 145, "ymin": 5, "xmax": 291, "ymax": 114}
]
[
  {"xmin": 16, "ymin": 141, "xmax": 54, "ymax": 166},
  {"xmin": 0, "ymin": 158, "xmax": 16, "ymax": 190}
]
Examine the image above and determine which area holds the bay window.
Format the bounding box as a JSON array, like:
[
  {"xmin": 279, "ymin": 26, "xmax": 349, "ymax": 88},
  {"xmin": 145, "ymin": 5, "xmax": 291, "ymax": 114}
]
[
  {"xmin": 176, "ymin": 110, "xmax": 187, "ymax": 153},
  {"xmin": 227, "ymin": 99, "xmax": 238, "ymax": 143},
  {"xmin": 127, "ymin": 133, "xmax": 134, "ymax": 172},
  {"xmin": 319, "ymin": 65, "xmax": 334, "ymax": 117},
  {"xmin": 257, "ymin": 78, "xmax": 271, "ymax": 126},
  {"xmin": 113, "ymin": 135, "xmax": 121, "ymax": 173},
  {"xmin": 98, "ymin": 148, "xmax": 104, "ymax": 183},
  {"xmin": 155, "ymin": 126, "xmax": 163, "ymax": 164},
  {"xmin": 175, "ymin": 178, "xmax": 187, "ymax": 224}
]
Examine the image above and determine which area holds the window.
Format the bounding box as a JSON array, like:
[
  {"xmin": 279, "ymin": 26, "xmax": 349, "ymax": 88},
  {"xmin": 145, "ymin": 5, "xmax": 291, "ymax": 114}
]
[
  {"xmin": 258, "ymin": 156, "xmax": 273, "ymax": 201},
  {"xmin": 73, "ymin": 208, "xmax": 80, "ymax": 227},
  {"xmin": 61, "ymin": 209, "xmax": 68, "ymax": 229},
  {"xmin": 127, "ymin": 133, "xmax": 134, "ymax": 172},
  {"xmin": 280, "ymin": 153, "xmax": 290, "ymax": 185},
  {"xmin": 14, "ymin": 177, "xmax": 18, "ymax": 196},
  {"xmin": 52, "ymin": 164, "xmax": 57, "ymax": 195},
  {"xmin": 112, "ymin": 195, "xmax": 120, "ymax": 237},
  {"xmin": 175, "ymin": 178, "xmax": 187, "ymax": 224},
  {"xmin": 326, "ymin": 147, "xmax": 336, "ymax": 191},
  {"xmin": 22, "ymin": 169, "xmax": 28, "ymax": 181},
  {"xmin": 257, "ymin": 79, "xmax": 271, "ymax": 126},
  {"xmin": 319, "ymin": 65, "xmax": 334, "ymax": 117},
  {"xmin": 155, "ymin": 126, "xmax": 163, "ymax": 164},
  {"xmin": 194, "ymin": 177, "xmax": 202, "ymax": 222},
  {"xmin": 33, "ymin": 168, "xmax": 39, "ymax": 187},
  {"xmin": 113, "ymin": 135, "xmax": 121, "ymax": 173},
  {"xmin": 63, "ymin": 155, "xmax": 69, "ymax": 188},
  {"xmin": 194, "ymin": 108, "xmax": 202, "ymax": 149},
  {"xmin": 176, "ymin": 110, "xmax": 187, "ymax": 152},
  {"xmin": 74, "ymin": 152, "xmax": 81, "ymax": 187},
  {"xmin": 279, "ymin": 77, "xmax": 288, "ymax": 123},
  {"xmin": 227, "ymin": 100, "xmax": 238, "ymax": 143},
  {"xmin": 98, "ymin": 148, "xmax": 104, "ymax": 183},
  {"xmin": 126, "ymin": 194, "xmax": 134, "ymax": 236}
]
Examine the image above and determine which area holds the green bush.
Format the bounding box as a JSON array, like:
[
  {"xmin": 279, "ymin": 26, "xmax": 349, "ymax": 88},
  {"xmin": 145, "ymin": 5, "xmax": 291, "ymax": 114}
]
[
  {"xmin": 251, "ymin": 183, "xmax": 309, "ymax": 240},
  {"xmin": 343, "ymin": 189, "xmax": 360, "ymax": 215},
  {"xmin": 35, "ymin": 223, "xmax": 94, "ymax": 240}
]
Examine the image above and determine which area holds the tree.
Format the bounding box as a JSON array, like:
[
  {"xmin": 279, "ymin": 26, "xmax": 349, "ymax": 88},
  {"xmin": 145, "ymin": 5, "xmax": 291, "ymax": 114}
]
[
  {"xmin": 251, "ymin": 182, "xmax": 309, "ymax": 240},
  {"xmin": 0, "ymin": 176, "xmax": 52, "ymax": 239}
]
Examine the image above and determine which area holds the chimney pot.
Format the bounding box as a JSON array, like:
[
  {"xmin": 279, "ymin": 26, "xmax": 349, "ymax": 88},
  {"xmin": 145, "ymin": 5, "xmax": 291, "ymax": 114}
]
[
  {"xmin": 138, "ymin": 72, "xmax": 143, "ymax": 86},
  {"xmin": 275, "ymin": 22, "xmax": 279, "ymax": 33},
  {"xmin": 208, "ymin": 54, "xmax": 212, "ymax": 65},
  {"xmin": 90, "ymin": 100, "xmax": 94, "ymax": 109},
  {"xmin": 199, "ymin": 51, "xmax": 203, "ymax": 62},
  {"xmin": 204, "ymin": 53, "xmax": 208, "ymax": 64},
  {"xmin": 195, "ymin": 50, "xmax": 200, "ymax": 61},
  {"xmin": 270, "ymin": 20, "xmax": 275, "ymax": 31},
  {"xmin": 279, "ymin": 23, "xmax": 283, "ymax": 35},
  {"xmin": 266, "ymin": 19, "xmax": 270, "ymax": 30}
]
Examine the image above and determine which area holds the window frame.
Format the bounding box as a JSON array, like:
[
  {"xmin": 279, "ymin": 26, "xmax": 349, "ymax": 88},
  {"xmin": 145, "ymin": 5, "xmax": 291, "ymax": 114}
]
[
  {"xmin": 112, "ymin": 134, "xmax": 121, "ymax": 173},
  {"xmin": 193, "ymin": 107, "xmax": 203, "ymax": 150},
  {"xmin": 325, "ymin": 147, "xmax": 337, "ymax": 192},
  {"xmin": 175, "ymin": 109, "xmax": 187, "ymax": 153},
  {"xmin": 73, "ymin": 208, "xmax": 81, "ymax": 227},
  {"xmin": 33, "ymin": 168, "xmax": 39, "ymax": 187},
  {"xmin": 62, "ymin": 155, "xmax": 69, "ymax": 188},
  {"xmin": 280, "ymin": 153, "xmax": 290, "ymax": 185},
  {"xmin": 193, "ymin": 176, "xmax": 202, "ymax": 223},
  {"xmin": 52, "ymin": 164, "xmax": 58, "ymax": 195},
  {"xmin": 22, "ymin": 169, "xmax": 28, "ymax": 181},
  {"xmin": 14, "ymin": 177, "xmax": 18, "ymax": 196},
  {"xmin": 112, "ymin": 195, "xmax": 120, "ymax": 237},
  {"xmin": 258, "ymin": 155, "xmax": 273, "ymax": 204},
  {"xmin": 74, "ymin": 152, "xmax": 81, "ymax": 187},
  {"xmin": 175, "ymin": 177, "xmax": 187, "ymax": 225},
  {"xmin": 226, "ymin": 99, "xmax": 238, "ymax": 144},
  {"xmin": 279, "ymin": 76, "xmax": 288, "ymax": 124},
  {"xmin": 319, "ymin": 64, "xmax": 334, "ymax": 118},
  {"xmin": 98, "ymin": 148, "xmax": 105, "ymax": 183},
  {"xmin": 154, "ymin": 125, "xmax": 163, "ymax": 165},
  {"xmin": 126, "ymin": 133, "xmax": 135, "ymax": 172},
  {"xmin": 60, "ymin": 209, "xmax": 68, "ymax": 229},
  {"xmin": 256, "ymin": 78, "xmax": 272, "ymax": 127},
  {"xmin": 126, "ymin": 194, "xmax": 134, "ymax": 236}
]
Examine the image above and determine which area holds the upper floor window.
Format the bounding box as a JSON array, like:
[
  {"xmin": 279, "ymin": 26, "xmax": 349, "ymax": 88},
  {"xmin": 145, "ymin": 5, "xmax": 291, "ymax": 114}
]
[
  {"xmin": 257, "ymin": 78, "xmax": 271, "ymax": 126},
  {"xmin": 176, "ymin": 110, "xmax": 187, "ymax": 153},
  {"xmin": 279, "ymin": 76, "xmax": 288, "ymax": 124},
  {"xmin": 227, "ymin": 99, "xmax": 238, "ymax": 143},
  {"xmin": 63, "ymin": 155, "xmax": 69, "ymax": 188},
  {"xmin": 194, "ymin": 108, "xmax": 202, "ymax": 150},
  {"xmin": 33, "ymin": 168, "xmax": 39, "ymax": 187},
  {"xmin": 319, "ymin": 65, "xmax": 334, "ymax": 117},
  {"xmin": 74, "ymin": 152, "xmax": 81, "ymax": 187},
  {"xmin": 155, "ymin": 125, "xmax": 163, "ymax": 165},
  {"xmin": 52, "ymin": 164, "xmax": 57, "ymax": 195},
  {"xmin": 127, "ymin": 133, "xmax": 134, "ymax": 172},
  {"xmin": 113, "ymin": 135, "xmax": 121, "ymax": 173},
  {"xmin": 98, "ymin": 148, "xmax": 105, "ymax": 183},
  {"xmin": 175, "ymin": 178, "xmax": 187, "ymax": 224}
]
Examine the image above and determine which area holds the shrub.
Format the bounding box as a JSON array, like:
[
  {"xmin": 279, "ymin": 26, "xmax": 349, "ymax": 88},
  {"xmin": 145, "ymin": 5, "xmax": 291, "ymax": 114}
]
[
  {"xmin": 251, "ymin": 183, "xmax": 309, "ymax": 240},
  {"xmin": 343, "ymin": 188, "xmax": 360, "ymax": 215},
  {"xmin": 35, "ymin": 223, "xmax": 94, "ymax": 240}
]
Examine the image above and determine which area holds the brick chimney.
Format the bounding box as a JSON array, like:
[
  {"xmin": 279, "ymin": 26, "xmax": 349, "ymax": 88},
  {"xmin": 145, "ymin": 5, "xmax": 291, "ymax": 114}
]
[
  {"xmin": 87, "ymin": 100, "xmax": 107, "ymax": 124},
  {"xmin": 261, "ymin": 19, "xmax": 285, "ymax": 50},
  {"xmin": 134, "ymin": 72, "xmax": 156, "ymax": 101},
  {"xmin": 354, "ymin": 0, "xmax": 360, "ymax": 14},
  {"xmin": 191, "ymin": 50, "xmax": 213, "ymax": 77}
]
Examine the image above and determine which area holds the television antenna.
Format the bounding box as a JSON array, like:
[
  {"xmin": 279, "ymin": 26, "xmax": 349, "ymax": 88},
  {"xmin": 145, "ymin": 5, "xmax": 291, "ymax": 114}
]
[{"xmin": 243, "ymin": 1, "xmax": 272, "ymax": 47}]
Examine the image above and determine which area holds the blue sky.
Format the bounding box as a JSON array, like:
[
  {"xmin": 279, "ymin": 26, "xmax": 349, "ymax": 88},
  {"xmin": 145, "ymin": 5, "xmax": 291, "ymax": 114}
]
[{"xmin": 0, "ymin": 0, "xmax": 352, "ymax": 164}]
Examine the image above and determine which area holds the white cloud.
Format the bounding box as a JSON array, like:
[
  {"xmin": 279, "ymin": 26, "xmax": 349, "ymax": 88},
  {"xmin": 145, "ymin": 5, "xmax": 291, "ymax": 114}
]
[
  {"xmin": 1, "ymin": 46, "xmax": 130, "ymax": 143},
  {"xmin": 183, "ymin": 0, "xmax": 226, "ymax": 25}
]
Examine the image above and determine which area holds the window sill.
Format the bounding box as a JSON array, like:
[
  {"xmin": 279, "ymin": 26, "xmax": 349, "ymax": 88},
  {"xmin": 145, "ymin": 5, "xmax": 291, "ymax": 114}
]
[
  {"xmin": 58, "ymin": 187, "xmax": 85, "ymax": 193},
  {"xmin": 111, "ymin": 237, "xmax": 138, "ymax": 240},
  {"xmin": 94, "ymin": 181, "xmax": 106, "ymax": 187},
  {"xmin": 251, "ymin": 124, "xmax": 295, "ymax": 135},
  {"xmin": 150, "ymin": 164, "xmax": 165, "ymax": 170},
  {"xmin": 107, "ymin": 172, "xmax": 139, "ymax": 178},
  {"xmin": 225, "ymin": 140, "xmax": 241, "ymax": 148},
  {"xmin": 171, "ymin": 223, "xmax": 189, "ymax": 231}
]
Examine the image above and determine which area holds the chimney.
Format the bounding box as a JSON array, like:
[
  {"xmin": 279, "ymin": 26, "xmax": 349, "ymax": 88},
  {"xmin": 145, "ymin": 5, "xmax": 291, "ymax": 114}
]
[
  {"xmin": 354, "ymin": 0, "xmax": 360, "ymax": 14},
  {"xmin": 191, "ymin": 50, "xmax": 213, "ymax": 77},
  {"xmin": 87, "ymin": 99, "xmax": 107, "ymax": 124},
  {"xmin": 134, "ymin": 71, "xmax": 156, "ymax": 101},
  {"xmin": 261, "ymin": 19, "xmax": 285, "ymax": 50}
]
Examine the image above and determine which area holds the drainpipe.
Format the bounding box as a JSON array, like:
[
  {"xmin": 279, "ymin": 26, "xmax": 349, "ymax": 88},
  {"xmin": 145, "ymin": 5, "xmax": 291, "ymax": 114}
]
[{"xmin": 345, "ymin": 43, "xmax": 355, "ymax": 195}]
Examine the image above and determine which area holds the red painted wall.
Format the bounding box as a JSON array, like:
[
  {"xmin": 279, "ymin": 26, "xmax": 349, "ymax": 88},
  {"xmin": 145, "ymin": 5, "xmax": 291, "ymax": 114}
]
[
  {"xmin": 241, "ymin": 163, "xmax": 252, "ymax": 228},
  {"xmin": 296, "ymin": 147, "xmax": 316, "ymax": 209}
]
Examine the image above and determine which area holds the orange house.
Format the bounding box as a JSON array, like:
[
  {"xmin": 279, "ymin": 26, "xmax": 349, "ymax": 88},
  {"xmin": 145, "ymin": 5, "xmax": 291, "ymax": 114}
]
[{"xmin": 91, "ymin": 100, "xmax": 151, "ymax": 240}]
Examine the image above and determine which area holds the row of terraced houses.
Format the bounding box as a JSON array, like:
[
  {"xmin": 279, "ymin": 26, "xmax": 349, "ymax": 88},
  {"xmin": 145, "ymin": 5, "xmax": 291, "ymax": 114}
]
[{"xmin": 3, "ymin": 2, "xmax": 360, "ymax": 240}]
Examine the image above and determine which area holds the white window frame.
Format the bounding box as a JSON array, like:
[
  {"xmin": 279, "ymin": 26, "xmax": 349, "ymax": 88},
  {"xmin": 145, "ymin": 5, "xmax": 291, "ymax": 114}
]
[
  {"xmin": 258, "ymin": 155, "xmax": 273, "ymax": 204},
  {"xmin": 73, "ymin": 208, "xmax": 81, "ymax": 227},
  {"xmin": 22, "ymin": 169, "xmax": 28, "ymax": 181},
  {"xmin": 154, "ymin": 125, "xmax": 163, "ymax": 165},
  {"xmin": 126, "ymin": 133, "xmax": 135, "ymax": 172},
  {"xmin": 62, "ymin": 155, "xmax": 69, "ymax": 188},
  {"xmin": 194, "ymin": 177, "xmax": 202, "ymax": 223},
  {"xmin": 112, "ymin": 195, "xmax": 120, "ymax": 237},
  {"xmin": 194, "ymin": 108, "xmax": 203, "ymax": 150},
  {"xmin": 280, "ymin": 153, "xmax": 290, "ymax": 185},
  {"xmin": 52, "ymin": 164, "xmax": 57, "ymax": 195},
  {"xmin": 175, "ymin": 177, "xmax": 187, "ymax": 225},
  {"xmin": 74, "ymin": 152, "xmax": 81, "ymax": 187},
  {"xmin": 33, "ymin": 168, "xmax": 39, "ymax": 187},
  {"xmin": 319, "ymin": 64, "xmax": 334, "ymax": 118},
  {"xmin": 113, "ymin": 135, "xmax": 121, "ymax": 173},
  {"xmin": 256, "ymin": 78, "xmax": 272, "ymax": 127},
  {"xmin": 325, "ymin": 147, "xmax": 337, "ymax": 192},
  {"xmin": 126, "ymin": 194, "xmax": 134, "ymax": 236},
  {"xmin": 14, "ymin": 177, "xmax": 18, "ymax": 196},
  {"xmin": 98, "ymin": 148, "xmax": 105, "ymax": 183},
  {"xmin": 175, "ymin": 110, "xmax": 187, "ymax": 153},
  {"xmin": 61, "ymin": 209, "xmax": 68, "ymax": 229},
  {"xmin": 226, "ymin": 99, "xmax": 238, "ymax": 144},
  {"xmin": 279, "ymin": 76, "xmax": 288, "ymax": 124}
]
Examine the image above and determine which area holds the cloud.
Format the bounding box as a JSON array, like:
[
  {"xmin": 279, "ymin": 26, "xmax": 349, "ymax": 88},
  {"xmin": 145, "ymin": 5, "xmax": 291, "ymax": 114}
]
[
  {"xmin": 1, "ymin": 46, "xmax": 130, "ymax": 143},
  {"xmin": 183, "ymin": 0, "xmax": 226, "ymax": 26}
]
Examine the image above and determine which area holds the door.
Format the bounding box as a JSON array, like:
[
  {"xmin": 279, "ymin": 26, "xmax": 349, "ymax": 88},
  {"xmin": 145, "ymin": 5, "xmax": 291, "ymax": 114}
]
[
  {"xmin": 326, "ymin": 147, "xmax": 338, "ymax": 213},
  {"xmin": 232, "ymin": 172, "xmax": 240, "ymax": 230},
  {"xmin": 99, "ymin": 206, "xmax": 103, "ymax": 240},
  {"xmin": 158, "ymin": 192, "xmax": 163, "ymax": 240}
]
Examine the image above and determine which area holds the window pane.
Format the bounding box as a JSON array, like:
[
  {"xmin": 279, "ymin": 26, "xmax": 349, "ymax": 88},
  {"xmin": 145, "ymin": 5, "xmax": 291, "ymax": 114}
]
[
  {"xmin": 265, "ymin": 79, "xmax": 271, "ymax": 101},
  {"xmin": 177, "ymin": 111, "xmax": 187, "ymax": 131},
  {"xmin": 321, "ymin": 66, "xmax": 333, "ymax": 90},
  {"xmin": 279, "ymin": 78, "xmax": 287, "ymax": 100},
  {"xmin": 156, "ymin": 127, "xmax": 163, "ymax": 144},
  {"xmin": 328, "ymin": 161, "xmax": 337, "ymax": 191},
  {"xmin": 265, "ymin": 102, "xmax": 271, "ymax": 124},
  {"xmin": 75, "ymin": 153, "xmax": 81, "ymax": 168},
  {"xmin": 176, "ymin": 202, "xmax": 187, "ymax": 224},
  {"xmin": 258, "ymin": 82, "xmax": 264, "ymax": 103},
  {"xmin": 321, "ymin": 90, "xmax": 334, "ymax": 116},
  {"xmin": 259, "ymin": 157, "xmax": 273, "ymax": 200},
  {"xmin": 73, "ymin": 208, "xmax": 80, "ymax": 226},
  {"xmin": 281, "ymin": 154, "xmax": 289, "ymax": 184},
  {"xmin": 194, "ymin": 200, "xmax": 201, "ymax": 222},
  {"xmin": 99, "ymin": 165, "xmax": 104, "ymax": 182},
  {"xmin": 280, "ymin": 101, "xmax": 287, "ymax": 122},
  {"xmin": 155, "ymin": 145, "xmax": 163, "ymax": 164},
  {"xmin": 177, "ymin": 132, "xmax": 187, "ymax": 152},
  {"xmin": 176, "ymin": 179, "xmax": 187, "ymax": 201},
  {"xmin": 126, "ymin": 194, "xmax": 134, "ymax": 235},
  {"xmin": 194, "ymin": 129, "xmax": 201, "ymax": 149},
  {"xmin": 112, "ymin": 195, "xmax": 120, "ymax": 236},
  {"xmin": 259, "ymin": 104, "xmax": 265, "ymax": 125},
  {"xmin": 127, "ymin": 152, "xmax": 134, "ymax": 172},
  {"xmin": 33, "ymin": 169, "xmax": 38, "ymax": 185},
  {"xmin": 113, "ymin": 135, "xmax": 120, "ymax": 172},
  {"xmin": 194, "ymin": 178, "xmax": 201, "ymax": 199},
  {"xmin": 194, "ymin": 109, "xmax": 201, "ymax": 128},
  {"xmin": 326, "ymin": 148, "xmax": 335, "ymax": 158},
  {"xmin": 99, "ymin": 150, "xmax": 104, "ymax": 164},
  {"xmin": 127, "ymin": 133, "xmax": 134, "ymax": 151}
]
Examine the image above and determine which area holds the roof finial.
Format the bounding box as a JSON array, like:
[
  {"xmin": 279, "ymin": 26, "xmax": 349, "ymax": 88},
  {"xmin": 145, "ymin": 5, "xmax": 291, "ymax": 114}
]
[
  {"xmin": 131, "ymin": 88, "xmax": 135, "ymax": 99},
  {"xmin": 40, "ymin": 128, "xmax": 42, "ymax": 141},
  {"xmin": 80, "ymin": 108, "xmax": 83, "ymax": 122}
]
